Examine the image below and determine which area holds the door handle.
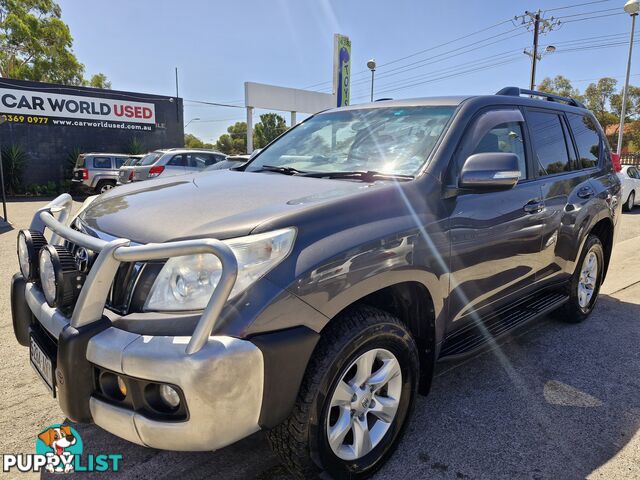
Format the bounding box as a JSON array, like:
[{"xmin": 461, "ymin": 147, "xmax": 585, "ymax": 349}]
[
  {"xmin": 577, "ymin": 186, "xmax": 594, "ymax": 199},
  {"xmin": 523, "ymin": 199, "xmax": 545, "ymax": 214}
]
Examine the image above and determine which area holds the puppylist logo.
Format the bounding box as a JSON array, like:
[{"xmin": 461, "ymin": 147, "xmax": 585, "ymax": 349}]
[{"xmin": 2, "ymin": 424, "xmax": 122, "ymax": 474}]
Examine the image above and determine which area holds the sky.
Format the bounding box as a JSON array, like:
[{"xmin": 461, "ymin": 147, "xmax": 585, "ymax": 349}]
[{"xmin": 57, "ymin": 0, "xmax": 639, "ymax": 143}]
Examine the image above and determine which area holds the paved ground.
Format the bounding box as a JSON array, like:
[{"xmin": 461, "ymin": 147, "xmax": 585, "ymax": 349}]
[{"xmin": 0, "ymin": 199, "xmax": 639, "ymax": 479}]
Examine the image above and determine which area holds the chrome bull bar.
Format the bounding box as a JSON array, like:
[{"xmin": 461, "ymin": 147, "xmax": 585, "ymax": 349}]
[{"xmin": 29, "ymin": 194, "xmax": 238, "ymax": 355}]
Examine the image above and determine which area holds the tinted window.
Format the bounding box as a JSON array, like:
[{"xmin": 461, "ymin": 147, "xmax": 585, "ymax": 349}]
[
  {"xmin": 629, "ymin": 167, "xmax": 639, "ymax": 179},
  {"xmin": 93, "ymin": 157, "xmax": 112, "ymax": 169},
  {"xmin": 527, "ymin": 111, "xmax": 571, "ymax": 176},
  {"xmin": 567, "ymin": 113, "xmax": 600, "ymax": 169},
  {"xmin": 473, "ymin": 122, "xmax": 527, "ymax": 179},
  {"xmin": 115, "ymin": 157, "xmax": 126, "ymax": 168},
  {"xmin": 140, "ymin": 152, "xmax": 162, "ymax": 166},
  {"xmin": 168, "ymin": 154, "xmax": 187, "ymax": 167}
]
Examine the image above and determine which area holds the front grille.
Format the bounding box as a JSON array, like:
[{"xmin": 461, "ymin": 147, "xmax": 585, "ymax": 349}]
[{"xmin": 64, "ymin": 221, "xmax": 142, "ymax": 315}]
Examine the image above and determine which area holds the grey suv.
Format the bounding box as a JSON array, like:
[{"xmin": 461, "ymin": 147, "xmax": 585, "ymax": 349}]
[
  {"xmin": 12, "ymin": 87, "xmax": 621, "ymax": 479},
  {"xmin": 124, "ymin": 148, "xmax": 227, "ymax": 183},
  {"xmin": 71, "ymin": 153, "xmax": 141, "ymax": 194}
]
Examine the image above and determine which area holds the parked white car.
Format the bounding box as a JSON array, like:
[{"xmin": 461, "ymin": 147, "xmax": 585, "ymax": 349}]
[{"xmin": 618, "ymin": 165, "xmax": 640, "ymax": 211}]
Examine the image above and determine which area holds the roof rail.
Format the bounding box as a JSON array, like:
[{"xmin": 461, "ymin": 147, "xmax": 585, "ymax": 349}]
[{"xmin": 496, "ymin": 86, "xmax": 585, "ymax": 108}]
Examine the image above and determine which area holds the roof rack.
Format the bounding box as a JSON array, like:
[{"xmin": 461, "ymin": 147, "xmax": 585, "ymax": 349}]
[{"xmin": 496, "ymin": 86, "xmax": 585, "ymax": 108}]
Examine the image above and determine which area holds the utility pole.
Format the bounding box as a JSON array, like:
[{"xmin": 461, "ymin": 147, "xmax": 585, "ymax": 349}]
[{"xmin": 515, "ymin": 10, "xmax": 561, "ymax": 91}]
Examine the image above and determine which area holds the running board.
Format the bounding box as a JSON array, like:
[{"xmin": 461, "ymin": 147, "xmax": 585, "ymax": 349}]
[{"xmin": 439, "ymin": 291, "xmax": 568, "ymax": 359}]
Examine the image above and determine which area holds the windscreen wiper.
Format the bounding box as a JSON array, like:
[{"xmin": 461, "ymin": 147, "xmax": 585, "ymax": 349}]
[
  {"xmin": 302, "ymin": 170, "xmax": 415, "ymax": 182},
  {"xmin": 256, "ymin": 165, "xmax": 307, "ymax": 175}
]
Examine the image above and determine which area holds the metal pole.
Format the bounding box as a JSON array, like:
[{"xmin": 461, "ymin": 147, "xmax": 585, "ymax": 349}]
[
  {"xmin": 291, "ymin": 111, "xmax": 297, "ymax": 126},
  {"xmin": 246, "ymin": 106, "xmax": 253, "ymax": 154},
  {"xmin": 370, "ymin": 69, "xmax": 375, "ymax": 102},
  {"xmin": 617, "ymin": 13, "xmax": 637, "ymax": 155},
  {"xmin": 529, "ymin": 11, "xmax": 541, "ymax": 91}
]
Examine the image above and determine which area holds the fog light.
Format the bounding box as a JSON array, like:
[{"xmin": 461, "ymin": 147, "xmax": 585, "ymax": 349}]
[
  {"xmin": 17, "ymin": 229, "xmax": 47, "ymax": 281},
  {"xmin": 159, "ymin": 384, "xmax": 180, "ymax": 409},
  {"xmin": 39, "ymin": 245, "xmax": 85, "ymax": 308}
]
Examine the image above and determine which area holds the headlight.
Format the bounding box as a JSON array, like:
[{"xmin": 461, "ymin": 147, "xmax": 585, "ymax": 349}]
[
  {"xmin": 145, "ymin": 227, "xmax": 296, "ymax": 311},
  {"xmin": 39, "ymin": 245, "xmax": 86, "ymax": 308},
  {"xmin": 17, "ymin": 229, "xmax": 48, "ymax": 281}
]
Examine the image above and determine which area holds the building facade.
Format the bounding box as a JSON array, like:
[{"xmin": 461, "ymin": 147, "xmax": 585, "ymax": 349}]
[{"xmin": 0, "ymin": 78, "xmax": 183, "ymax": 186}]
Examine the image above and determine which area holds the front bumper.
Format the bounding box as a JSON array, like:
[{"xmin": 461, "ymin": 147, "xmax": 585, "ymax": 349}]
[{"xmin": 12, "ymin": 194, "xmax": 268, "ymax": 451}]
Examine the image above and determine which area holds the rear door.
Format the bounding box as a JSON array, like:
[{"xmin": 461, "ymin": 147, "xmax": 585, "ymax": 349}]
[
  {"xmin": 185, "ymin": 153, "xmax": 219, "ymax": 174},
  {"xmin": 528, "ymin": 109, "xmax": 602, "ymax": 285},
  {"xmin": 447, "ymin": 107, "xmax": 546, "ymax": 326},
  {"xmin": 163, "ymin": 153, "xmax": 188, "ymax": 177}
]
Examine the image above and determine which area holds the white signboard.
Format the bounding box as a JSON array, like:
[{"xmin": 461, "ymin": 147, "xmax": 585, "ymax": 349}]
[
  {"xmin": 0, "ymin": 88, "xmax": 156, "ymax": 124},
  {"xmin": 244, "ymin": 82, "xmax": 335, "ymax": 114}
]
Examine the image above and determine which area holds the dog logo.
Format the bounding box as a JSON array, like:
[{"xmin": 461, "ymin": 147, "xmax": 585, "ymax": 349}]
[{"xmin": 35, "ymin": 424, "xmax": 82, "ymax": 474}]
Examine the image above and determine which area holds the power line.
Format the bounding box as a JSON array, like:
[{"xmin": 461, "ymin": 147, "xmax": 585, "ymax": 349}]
[
  {"xmin": 544, "ymin": 0, "xmax": 612, "ymax": 13},
  {"xmin": 184, "ymin": 99, "xmax": 244, "ymax": 108},
  {"xmin": 561, "ymin": 11, "xmax": 626, "ymax": 23}
]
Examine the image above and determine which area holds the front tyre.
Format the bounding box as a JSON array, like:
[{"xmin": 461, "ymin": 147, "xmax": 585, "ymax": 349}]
[
  {"xmin": 557, "ymin": 234, "xmax": 604, "ymax": 323},
  {"xmin": 268, "ymin": 306, "xmax": 419, "ymax": 479}
]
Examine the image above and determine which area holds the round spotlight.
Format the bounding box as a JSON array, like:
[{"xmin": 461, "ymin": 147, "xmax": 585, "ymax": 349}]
[
  {"xmin": 159, "ymin": 384, "xmax": 181, "ymax": 409},
  {"xmin": 17, "ymin": 229, "xmax": 47, "ymax": 281},
  {"xmin": 39, "ymin": 245, "xmax": 85, "ymax": 308}
]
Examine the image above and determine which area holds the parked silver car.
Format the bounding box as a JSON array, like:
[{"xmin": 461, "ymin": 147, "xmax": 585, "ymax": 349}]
[
  {"xmin": 116, "ymin": 155, "xmax": 146, "ymax": 185},
  {"xmin": 126, "ymin": 149, "xmax": 227, "ymax": 182},
  {"xmin": 71, "ymin": 153, "xmax": 141, "ymax": 194}
]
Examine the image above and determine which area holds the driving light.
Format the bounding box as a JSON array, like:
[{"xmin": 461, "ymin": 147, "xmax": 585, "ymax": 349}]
[
  {"xmin": 117, "ymin": 376, "xmax": 127, "ymax": 397},
  {"xmin": 159, "ymin": 384, "xmax": 180, "ymax": 409},
  {"xmin": 39, "ymin": 245, "xmax": 86, "ymax": 308},
  {"xmin": 145, "ymin": 227, "xmax": 296, "ymax": 311},
  {"xmin": 17, "ymin": 229, "xmax": 47, "ymax": 281}
]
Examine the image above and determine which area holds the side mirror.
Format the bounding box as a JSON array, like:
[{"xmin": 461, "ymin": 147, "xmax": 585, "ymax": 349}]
[{"xmin": 459, "ymin": 152, "xmax": 521, "ymax": 190}]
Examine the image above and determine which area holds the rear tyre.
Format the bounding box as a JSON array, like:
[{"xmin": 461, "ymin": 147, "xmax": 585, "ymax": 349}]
[
  {"xmin": 624, "ymin": 191, "xmax": 635, "ymax": 212},
  {"xmin": 556, "ymin": 234, "xmax": 604, "ymax": 323},
  {"xmin": 95, "ymin": 180, "xmax": 116, "ymax": 194},
  {"xmin": 268, "ymin": 306, "xmax": 419, "ymax": 479}
]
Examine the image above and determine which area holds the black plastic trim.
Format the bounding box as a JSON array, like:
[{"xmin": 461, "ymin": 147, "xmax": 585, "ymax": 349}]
[
  {"xmin": 11, "ymin": 273, "xmax": 32, "ymax": 346},
  {"xmin": 251, "ymin": 326, "xmax": 320, "ymax": 429}
]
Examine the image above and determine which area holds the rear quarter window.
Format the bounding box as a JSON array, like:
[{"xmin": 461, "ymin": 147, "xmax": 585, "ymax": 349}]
[
  {"xmin": 92, "ymin": 157, "xmax": 112, "ymax": 169},
  {"xmin": 526, "ymin": 110, "xmax": 572, "ymax": 176},
  {"xmin": 567, "ymin": 113, "xmax": 600, "ymax": 169}
]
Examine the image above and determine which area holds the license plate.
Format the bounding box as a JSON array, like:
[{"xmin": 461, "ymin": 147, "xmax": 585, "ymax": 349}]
[{"xmin": 30, "ymin": 336, "xmax": 56, "ymax": 397}]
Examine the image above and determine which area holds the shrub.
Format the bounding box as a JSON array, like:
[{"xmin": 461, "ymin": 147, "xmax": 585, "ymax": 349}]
[{"xmin": 1, "ymin": 145, "xmax": 28, "ymax": 195}]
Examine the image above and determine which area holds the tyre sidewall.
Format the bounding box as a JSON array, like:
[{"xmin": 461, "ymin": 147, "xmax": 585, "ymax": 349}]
[
  {"xmin": 308, "ymin": 321, "xmax": 418, "ymax": 479},
  {"xmin": 571, "ymin": 236, "xmax": 604, "ymax": 317}
]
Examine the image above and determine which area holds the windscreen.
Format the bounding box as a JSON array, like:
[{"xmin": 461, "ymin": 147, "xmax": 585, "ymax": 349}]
[
  {"xmin": 75, "ymin": 155, "xmax": 86, "ymax": 168},
  {"xmin": 246, "ymin": 106, "xmax": 455, "ymax": 176}
]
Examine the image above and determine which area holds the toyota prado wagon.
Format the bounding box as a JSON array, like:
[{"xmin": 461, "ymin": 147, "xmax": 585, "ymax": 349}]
[{"xmin": 12, "ymin": 87, "xmax": 621, "ymax": 479}]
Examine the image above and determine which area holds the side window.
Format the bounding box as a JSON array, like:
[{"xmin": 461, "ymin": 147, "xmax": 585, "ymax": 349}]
[
  {"xmin": 567, "ymin": 113, "xmax": 600, "ymax": 169},
  {"xmin": 114, "ymin": 157, "xmax": 126, "ymax": 168},
  {"xmin": 167, "ymin": 154, "xmax": 186, "ymax": 167},
  {"xmin": 472, "ymin": 122, "xmax": 527, "ymax": 178},
  {"xmin": 630, "ymin": 167, "xmax": 639, "ymax": 179},
  {"xmin": 93, "ymin": 157, "xmax": 112, "ymax": 169},
  {"xmin": 527, "ymin": 111, "xmax": 572, "ymax": 176}
]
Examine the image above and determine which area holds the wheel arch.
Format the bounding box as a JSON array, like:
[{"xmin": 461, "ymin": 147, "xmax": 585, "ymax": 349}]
[
  {"xmin": 321, "ymin": 280, "xmax": 438, "ymax": 396},
  {"xmin": 588, "ymin": 216, "xmax": 614, "ymax": 281}
]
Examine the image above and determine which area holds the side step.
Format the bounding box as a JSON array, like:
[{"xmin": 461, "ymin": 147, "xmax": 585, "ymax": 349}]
[{"xmin": 439, "ymin": 291, "xmax": 568, "ymax": 359}]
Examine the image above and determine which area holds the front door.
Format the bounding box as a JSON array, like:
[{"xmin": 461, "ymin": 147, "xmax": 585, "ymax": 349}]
[{"xmin": 447, "ymin": 109, "xmax": 546, "ymax": 327}]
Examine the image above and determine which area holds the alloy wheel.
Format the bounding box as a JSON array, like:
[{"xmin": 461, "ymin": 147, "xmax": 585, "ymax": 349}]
[
  {"xmin": 326, "ymin": 348, "xmax": 402, "ymax": 461},
  {"xmin": 578, "ymin": 250, "xmax": 598, "ymax": 308}
]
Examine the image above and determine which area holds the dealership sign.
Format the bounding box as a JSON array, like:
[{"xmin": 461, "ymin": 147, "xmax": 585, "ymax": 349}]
[
  {"xmin": 0, "ymin": 87, "xmax": 156, "ymax": 129},
  {"xmin": 333, "ymin": 34, "xmax": 351, "ymax": 107}
]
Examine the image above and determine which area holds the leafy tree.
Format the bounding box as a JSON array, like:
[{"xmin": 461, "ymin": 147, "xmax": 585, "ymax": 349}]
[
  {"xmin": 610, "ymin": 85, "xmax": 640, "ymax": 120},
  {"xmin": 0, "ymin": 0, "xmax": 110, "ymax": 86},
  {"xmin": 184, "ymin": 133, "xmax": 213, "ymax": 149},
  {"xmin": 215, "ymin": 121, "xmax": 248, "ymax": 154},
  {"xmin": 537, "ymin": 75, "xmax": 582, "ymax": 100},
  {"xmin": 254, "ymin": 113, "xmax": 288, "ymax": 149},
  {"xmin": 583, "ymin": 77, "xmax": 618, "ymax": 134},
  {"xmin": 85, "ymin": 73, "xmax": 111, "ymax": 89}
]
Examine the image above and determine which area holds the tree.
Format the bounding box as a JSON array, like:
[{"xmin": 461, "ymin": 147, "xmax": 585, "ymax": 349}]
[
  {"xmin": 0, "ymin": 0, "xmax": 110, "ymax": 86},
  {"xmin": 254, "ymin": 113, "xmax": 288, "ymax": 149},
  {"xmin": 215, "ymin": 122, "xmax": 248, "ymax": 154},
  {"xmin": 184, "ymin": 133, "xmax": 213, "ymax": 149},
  {"xmin": 85, "ymin": 73, "xmax": 111, "ymax": 89},
  {"xmin": 537, "ymin": 75, "xmax": 582, "ymax": 100},
  {"xmin": 583, "ymin": 77, "xmax": 618, "ymax": 134}
]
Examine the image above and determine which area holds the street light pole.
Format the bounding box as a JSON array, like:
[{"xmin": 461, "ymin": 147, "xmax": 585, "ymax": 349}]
[
  {"xmin": 0, "ymin": 116, "xmax": 7, "ymax": 223},
  {"xmin": 367, "ymin": 59, "xmax": 376, "ymax": 102},
  {"xmin": 184, "ymin": 117, "xmax": 200, "ymax": 128},
  {"xmin": 617, "ymin": 0, "xmax": 639, "ymax": 155}
]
